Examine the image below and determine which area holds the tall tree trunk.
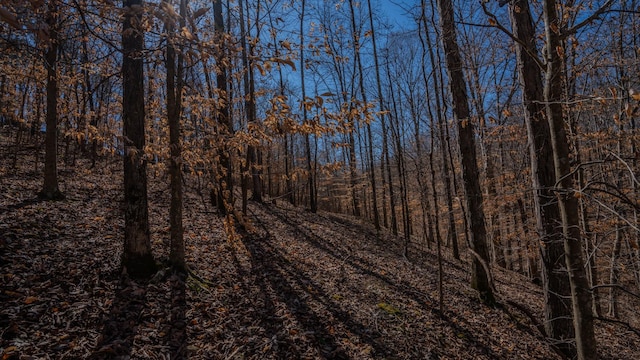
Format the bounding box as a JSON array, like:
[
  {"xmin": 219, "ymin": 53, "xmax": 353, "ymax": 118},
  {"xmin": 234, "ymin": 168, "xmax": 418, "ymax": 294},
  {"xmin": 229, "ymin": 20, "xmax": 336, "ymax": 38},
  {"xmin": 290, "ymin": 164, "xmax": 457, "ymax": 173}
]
[
  {"xmin": 425, "ymin": 0, "xmax": 460, "ymax": 258},
  {"xmin": 299, "ymin": 0, "xmax": 317, "ymax": 213},
  {"xmin": 366, "ymin": 0, "xmax": 391, "ymax": 232},
  {"xmin": 542, "ymin": 0, "xmax": 596, "ymax": 358},
  {"xmin": 508, "ymin": 1, "xmax": 576, "ymax": 355},
  {"xmin": 386, "ymin": 71, "xmax": 412, "ymax": 253},
  {"xmin": 40, "ymin": 0, "xmax": 63, "ymax": 200},
  {"xmin": 267, "ymin": 9, "xmax": 295, "ymax": 206},
  {"xmin": 165, "ymin": 0, "xmax": 185, "ymax": 271},
  {"xmin": 435, "ymin": 0, "xmax": 495, "ymax": 306},
  {"xmin": 608, "ymin": 224, "xmax": 622, "ymax": 318},
  {"xmin": 238, "ymin": 0, "xmax": 262, "ymax": 208},
  {"xmin": 212, "ymin": 0, "xmax": 233, "ymax": 215},
  {"xmin": 349, "ymin": 0, "xmax": 380, "ymax": 232},
  {"xmin": 122, "ymin": 0, "xmax": 155, "ymax": 279}
]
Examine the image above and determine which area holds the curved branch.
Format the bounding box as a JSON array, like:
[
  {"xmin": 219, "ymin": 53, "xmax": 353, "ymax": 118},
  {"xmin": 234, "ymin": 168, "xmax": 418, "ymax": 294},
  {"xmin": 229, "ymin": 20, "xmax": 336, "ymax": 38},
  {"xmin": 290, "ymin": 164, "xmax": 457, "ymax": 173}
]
[
  {"xmin": 563, "ymin": 0, "xmax": 615, "ymax": 38},
  {"xmin": 593, "ymin": 316, "xmax": 640, "ymax": 338},
  {"xmin": 479, "ymin": 1, "xmax": 546, "ymax": 70},
  {"xmin": 591, "ymin": 284, "xmax": 640, "ymax": 299}
]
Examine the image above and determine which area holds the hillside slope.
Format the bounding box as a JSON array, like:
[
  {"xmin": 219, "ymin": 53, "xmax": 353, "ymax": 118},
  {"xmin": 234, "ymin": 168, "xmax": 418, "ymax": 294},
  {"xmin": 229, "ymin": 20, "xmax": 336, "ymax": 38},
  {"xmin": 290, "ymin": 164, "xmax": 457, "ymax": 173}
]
[{"xmin": 1, "ymin": 154, "xmax": 638, "ymax": 359}]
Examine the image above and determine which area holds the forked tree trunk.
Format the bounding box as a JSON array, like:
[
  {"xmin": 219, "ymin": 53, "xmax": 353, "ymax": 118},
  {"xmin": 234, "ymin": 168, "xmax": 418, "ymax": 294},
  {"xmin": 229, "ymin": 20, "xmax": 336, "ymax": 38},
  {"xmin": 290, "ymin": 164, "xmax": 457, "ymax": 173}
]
[
  {"xmin": 542, "ymin": 0, "xmax": 596, "ymax": 358},
  {"xmin": 508, "ymin": 1, "xmax": 575, "ymax": 356}
]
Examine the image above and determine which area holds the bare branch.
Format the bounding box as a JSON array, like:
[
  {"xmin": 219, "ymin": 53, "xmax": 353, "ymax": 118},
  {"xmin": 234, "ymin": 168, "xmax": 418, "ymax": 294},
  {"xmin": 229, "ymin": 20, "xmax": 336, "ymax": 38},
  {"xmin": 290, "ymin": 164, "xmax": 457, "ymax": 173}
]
[
  {"xmin": 479, "ymin": 1, "xmax": 546, "ymax": 70},
  {"xmin": 609, "ymin": 151, "xmax": 640, "ymax": 188},
  {"xmin": 563, "ymin": 0, "xmax": 615, "ymax": 38},
  {"xmin": 593, "ymin": 316, "xmax": 640, "ymax": 338}
]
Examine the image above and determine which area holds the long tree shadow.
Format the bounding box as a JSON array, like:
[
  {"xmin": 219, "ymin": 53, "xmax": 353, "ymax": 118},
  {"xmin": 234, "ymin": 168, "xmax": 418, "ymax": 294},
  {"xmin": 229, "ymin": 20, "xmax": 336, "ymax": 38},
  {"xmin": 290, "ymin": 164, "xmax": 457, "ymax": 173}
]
[
  {"xmin": 89, "ymin": 270, "xmax": 188, "ymax": 360},
  {"xmin": 248, "ymin": 206, "xmax": 500, "ymax": 358},
  {"xmin": 241, "ymin": 230, "xmax": 393, "ymax": 358},
  {"xmin": 264, "ymin": 205, "xmax": 439, "ymax": 307},
  {"xmin": 316, "ymin": 212, "xmax": 469, "ymax": 274},
  {"xmin": 90, "ymin": 279, "xmax": 149, "ymax": 359},
  {"xmin": 167, "ymin": 272, "xmax": 188, "ymax": 359},
  {"xmin": 0, "ymin": 197, "xmax": 42, "ymax": 214}
]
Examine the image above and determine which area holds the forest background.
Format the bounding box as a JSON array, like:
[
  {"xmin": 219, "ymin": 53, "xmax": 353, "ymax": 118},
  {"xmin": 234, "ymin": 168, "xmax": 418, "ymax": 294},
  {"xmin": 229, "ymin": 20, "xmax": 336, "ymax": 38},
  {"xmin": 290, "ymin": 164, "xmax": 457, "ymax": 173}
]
[{"xmin": 1, "ymin": 0, "xmax": 639, "ymax": 359}]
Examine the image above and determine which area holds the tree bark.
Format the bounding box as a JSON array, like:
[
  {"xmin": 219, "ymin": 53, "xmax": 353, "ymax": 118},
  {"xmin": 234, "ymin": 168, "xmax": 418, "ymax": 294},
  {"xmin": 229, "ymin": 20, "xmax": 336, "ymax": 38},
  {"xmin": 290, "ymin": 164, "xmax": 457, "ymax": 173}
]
[
  {"xmin": 40, "ymin": 0, "xmax": 63, "ymax": 200},
  {"xmin": 542, "ymin": 0, "xmax": 597, "ymax": 358},
  {"xmin": 122, "ymin": 0, "xmax": 155, "ymax": 279},
  {"xmin": 508, "ymin": 1, "xmax": 576, "ymax": 355},
  {"xmin": 165, "ymin": 0, "xmax": 185, "ymax": 272},
  {"xmin": 299, "ymin": 0, "xmax": 317, "ymax": 213},
  {"xmin": 435, "ymin": 0, "xmax": 495, "ymax": 306},
  {"xmin": 212, "ymin": 0, "xmax": 233, "ymax": 215}
]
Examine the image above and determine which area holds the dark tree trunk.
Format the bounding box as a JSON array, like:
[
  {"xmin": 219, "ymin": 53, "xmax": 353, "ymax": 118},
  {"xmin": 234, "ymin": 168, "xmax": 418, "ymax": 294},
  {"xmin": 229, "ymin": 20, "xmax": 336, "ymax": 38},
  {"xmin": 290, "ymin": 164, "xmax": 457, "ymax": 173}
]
[
  {"xmin": 121, "ymin": 0, "xmax": 155, "ymax": 279},
  {"xmin": 349, "ymin": 0, "xmax": 380, "ymax": 231},
  {"xmin": 435, "ymin": 0, "xmax": 495, "ymax": 306},
  {"xmin": 238, "ymin": 0, "xmax": 262, "ymax": 205},
  {"xmin": 300, "ymin": 0, "xmax": 317, "ymax": 213},
  {"xmin": 212, "ymin": 0, "xmax": 233, "ymax": 215},
  {"xmin": 40, "ymin": 0, "xmax": 63, "ymax": 200},
  {"xmin": 166, "ymin": 0, "xmax": 185, "ymax": 272},
  {"xmin": 509, "ymin": 2, "xmax": 576, "ymax": 355},
  {"xmin": 542, "ymin": 0, "xmax": 597, "ymax": 358}
]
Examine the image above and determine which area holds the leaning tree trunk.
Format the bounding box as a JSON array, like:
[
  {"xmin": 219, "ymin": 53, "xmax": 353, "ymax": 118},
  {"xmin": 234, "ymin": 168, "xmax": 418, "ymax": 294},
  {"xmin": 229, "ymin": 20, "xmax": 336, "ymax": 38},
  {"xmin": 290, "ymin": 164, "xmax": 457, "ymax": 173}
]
[
  {"xmin": 508, "ymin": 1, "xmax": 575, "ymax": 356},
  {"xmin": 435, "ymin": 0, "xmax": 494, "ymax": 306},
  {"xmin": 121, "ymin": 0, "xmax": 155, "ymax": 279},
  {"xmin": 542, "ymin": 0, "xmax": 596, "ymax": 358}
]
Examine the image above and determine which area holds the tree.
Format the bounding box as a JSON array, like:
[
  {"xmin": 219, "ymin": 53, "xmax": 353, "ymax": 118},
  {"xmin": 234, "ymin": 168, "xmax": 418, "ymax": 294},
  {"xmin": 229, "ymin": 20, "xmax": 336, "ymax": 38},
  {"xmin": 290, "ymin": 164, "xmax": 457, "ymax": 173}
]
[
  {"xmin": 348, "ymin": 0, "xmax": 380, "ymax": 231},
  {"xmin": 39, "ymin": 0, "xmax": 64, "ymax": 200},
  {"xmin": 121, "ymin": 0, "xmax": 155, "ymax": 279},
  {"xmin": 507, "ymin": 0, "xmax": 575, "ymax": 355},
  {"xmin": 238, "ymin": 0, "xmax": 263, "ymax": 208},
  {"xmin": 299, "ymin": 0, "xmax": 317, "ymax": 213},
  {"xmin": 421, "ymin": 0, "xmax": 460, "ymax": 260},
  {"xmin": 164, "ymin": 0, "xmax": 185, "ymax": 272},
  {"xmin": 435, "ymin": 0, "xmax": 495, "ymax": 305},
  {"xmin": 541, "ymin": 0, "xmax": 598, "ymax": 357},
  {"xmin": 211, "ymin": 0, "xmax": 234, "ymax": 215}
]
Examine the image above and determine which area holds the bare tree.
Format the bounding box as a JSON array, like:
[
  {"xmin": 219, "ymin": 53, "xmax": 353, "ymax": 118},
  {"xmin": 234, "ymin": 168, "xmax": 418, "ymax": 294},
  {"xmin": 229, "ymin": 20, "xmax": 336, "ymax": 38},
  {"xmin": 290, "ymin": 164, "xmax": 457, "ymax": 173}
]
[
  {"xmin": 121, "ymin": 0, "xmax": 155, "ymax": 278},
  {"xmin": 435, "ymin": 0, "xmax": 495, "ymax": 305},
  {"xmin": 507, "ymin": 0, "xmax": 575, "ymax": 355},
  {"xmin": 164, "ymin": 0, "xmax": 185, "ymax": 271}
]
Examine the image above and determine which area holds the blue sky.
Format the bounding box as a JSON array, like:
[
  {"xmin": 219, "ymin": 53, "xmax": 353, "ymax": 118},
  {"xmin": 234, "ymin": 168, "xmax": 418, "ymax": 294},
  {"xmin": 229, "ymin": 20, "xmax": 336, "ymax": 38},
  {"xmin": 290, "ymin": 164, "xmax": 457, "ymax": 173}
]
[{"xmin": 379, "ymin": 0, "xmax": 417, "ymax": 30}]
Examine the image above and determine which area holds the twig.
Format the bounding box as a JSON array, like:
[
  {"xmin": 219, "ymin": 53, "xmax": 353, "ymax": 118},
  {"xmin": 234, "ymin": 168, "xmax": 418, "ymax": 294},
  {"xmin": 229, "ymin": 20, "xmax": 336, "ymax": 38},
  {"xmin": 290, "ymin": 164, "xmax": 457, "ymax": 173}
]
[
  {"xmin": 224, "ymin": 345, "xmax": 245, "ymax": 360},
  {"xmin": 591, "ymin": 284, "xmax": 640, "ymax": 300},
  {"xmin": 593, "ymin": 316, "xmax": 640, "ymax": 338}
]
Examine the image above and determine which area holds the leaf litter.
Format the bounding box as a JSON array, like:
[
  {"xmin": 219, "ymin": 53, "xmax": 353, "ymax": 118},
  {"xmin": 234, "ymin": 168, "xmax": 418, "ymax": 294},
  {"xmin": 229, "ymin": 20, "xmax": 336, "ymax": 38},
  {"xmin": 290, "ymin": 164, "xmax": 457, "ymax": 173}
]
[{"xmin": 1, "ymin": 151, "xmax": 639, "ymax": 359}]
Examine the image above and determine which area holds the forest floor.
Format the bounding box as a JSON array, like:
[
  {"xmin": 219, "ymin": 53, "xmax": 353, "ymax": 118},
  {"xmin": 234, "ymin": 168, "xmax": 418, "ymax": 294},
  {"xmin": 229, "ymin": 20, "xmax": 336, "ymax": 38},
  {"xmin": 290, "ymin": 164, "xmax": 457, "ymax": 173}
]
[{"xmin": 1, "ymin": 136, "xmax": 640, "ymax": 359}]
